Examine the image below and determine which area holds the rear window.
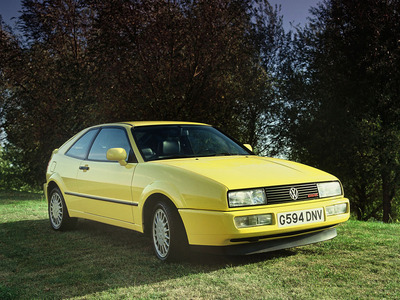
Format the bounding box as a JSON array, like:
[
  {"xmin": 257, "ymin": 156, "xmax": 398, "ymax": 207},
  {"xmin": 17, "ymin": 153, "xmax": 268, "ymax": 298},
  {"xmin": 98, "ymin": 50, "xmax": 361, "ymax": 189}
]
[{"xmin": 65, "ymin": 129, "xmax": 99, "ymax": 159}]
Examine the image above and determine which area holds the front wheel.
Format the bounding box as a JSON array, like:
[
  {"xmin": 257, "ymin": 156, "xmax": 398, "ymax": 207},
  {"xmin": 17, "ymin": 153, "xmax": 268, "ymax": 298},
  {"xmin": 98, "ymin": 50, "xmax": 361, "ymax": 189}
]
[
  {"xmin": 152, "ymin": 201, "xmax": 187, "ymax": 261},
  {"xmin": 48, "ymin": 187, "xmax": 77, "ymax": 231}
]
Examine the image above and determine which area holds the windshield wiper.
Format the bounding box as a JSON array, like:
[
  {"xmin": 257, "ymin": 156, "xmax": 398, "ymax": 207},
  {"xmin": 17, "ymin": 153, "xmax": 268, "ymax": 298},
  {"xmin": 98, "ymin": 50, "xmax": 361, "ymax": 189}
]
[
  {"xmin": 197, "ymin": 153, "xmax": 238, "ymax": 157},
  {"xmin": 152, "ymin": 154, "xmax": 197, "ymax": 161}
]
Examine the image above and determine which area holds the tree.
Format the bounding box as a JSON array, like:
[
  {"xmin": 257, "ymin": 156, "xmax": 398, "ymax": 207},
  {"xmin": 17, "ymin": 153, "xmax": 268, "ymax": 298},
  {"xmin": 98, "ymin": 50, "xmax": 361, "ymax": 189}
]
[
  {"xmin": 0, "ymin": 18, "xmax": 19, "ymax": 145},
  {"xmin": 1, "ymin": 0, "xmax": 285, "ymax": 187},
  {"xmin": 278, "ymin": 0, "xmax": 400, "ymax": 222},
  {"xmin": 1, "ymin": 0, "xmax": 95, "ymax": 186},
  {"xmin": 88, "ymin": 0, "xmax": 282, "ymax": 143}
]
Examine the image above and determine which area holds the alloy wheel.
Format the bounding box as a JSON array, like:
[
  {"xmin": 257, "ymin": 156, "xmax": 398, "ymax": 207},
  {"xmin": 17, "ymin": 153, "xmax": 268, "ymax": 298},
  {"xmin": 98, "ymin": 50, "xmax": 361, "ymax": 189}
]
[
  {"xmin": 50, "ymin": 192, "xmax": 63, "ymax": 229},
  {"xmin": 153, "ymin": 208, "xmax": 171, "ymax": 259}
]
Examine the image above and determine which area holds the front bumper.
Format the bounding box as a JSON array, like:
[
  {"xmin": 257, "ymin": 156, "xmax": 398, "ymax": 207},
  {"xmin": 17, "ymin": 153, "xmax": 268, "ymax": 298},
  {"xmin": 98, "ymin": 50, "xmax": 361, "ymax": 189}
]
[{"xmin": 179, "ymin": 197, "xmax": 349, "ymax": 247}]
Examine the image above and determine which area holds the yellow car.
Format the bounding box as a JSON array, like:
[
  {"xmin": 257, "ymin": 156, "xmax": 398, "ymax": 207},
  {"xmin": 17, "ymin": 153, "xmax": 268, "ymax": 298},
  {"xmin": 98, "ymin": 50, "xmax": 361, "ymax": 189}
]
[{"xmin": 44, "ymin": 121, "xmax": 350, "ymax": 261}]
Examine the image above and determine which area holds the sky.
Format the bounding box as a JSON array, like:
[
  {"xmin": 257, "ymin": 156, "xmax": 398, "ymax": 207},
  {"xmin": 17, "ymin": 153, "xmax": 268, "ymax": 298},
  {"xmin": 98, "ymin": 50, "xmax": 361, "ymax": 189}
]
[
  {"xmin": 0, "ymin": 0, "xmax": 22, "ymax": 27},
  {"xmin": 0, "ymin": 0, "xmax": 320, "ymax": 30},
  {"xmin": 269, "ymin": 0, "xmax": 320, "ymax": 29}
]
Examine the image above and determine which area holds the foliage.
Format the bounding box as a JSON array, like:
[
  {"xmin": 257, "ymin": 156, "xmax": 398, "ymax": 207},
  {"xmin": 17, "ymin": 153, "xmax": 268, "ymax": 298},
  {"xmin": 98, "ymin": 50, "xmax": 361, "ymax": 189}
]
[
  {"xmin": 1, "ymin": 0, "xmax": 97, "ymax": 187},
  {"xmin": 0, "ymin": 0, "xmax": 283, "ymax": 187},
  {"xmin": 276, "ymin": 0, "xmax": 400, "ymax": 222},
  {"xmin": 0, "ymin": 145, "xmax": 33, "ymax": 191}
]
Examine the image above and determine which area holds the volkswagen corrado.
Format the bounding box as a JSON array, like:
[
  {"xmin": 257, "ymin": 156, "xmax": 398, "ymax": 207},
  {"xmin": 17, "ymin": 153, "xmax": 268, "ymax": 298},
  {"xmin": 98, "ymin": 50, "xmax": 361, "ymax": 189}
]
[{"xmin": 44, "ymin": 121, "xmax": 350, "ymax": 261}]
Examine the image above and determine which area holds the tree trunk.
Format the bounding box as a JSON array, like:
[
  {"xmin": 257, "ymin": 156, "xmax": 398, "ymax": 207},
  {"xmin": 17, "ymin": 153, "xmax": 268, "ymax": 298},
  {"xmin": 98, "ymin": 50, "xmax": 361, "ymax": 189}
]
[
  {"xmin": 354, "ymin": 184, "xmax": 367, "ymax": 220},
  {"xmin": 382, "ymin": 174, "xmax": 393, "ymax": 223}
]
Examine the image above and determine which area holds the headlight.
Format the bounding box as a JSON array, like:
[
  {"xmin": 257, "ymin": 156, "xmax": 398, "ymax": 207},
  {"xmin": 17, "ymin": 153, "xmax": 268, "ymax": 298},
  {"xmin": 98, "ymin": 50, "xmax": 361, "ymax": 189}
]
[
  {"xmin": 317, "ymin": 181, "xmax": 342, "ymax": 198},
  {"xmin": 228, "ymin": 188, "xmax": 267, "ymax": 207}
]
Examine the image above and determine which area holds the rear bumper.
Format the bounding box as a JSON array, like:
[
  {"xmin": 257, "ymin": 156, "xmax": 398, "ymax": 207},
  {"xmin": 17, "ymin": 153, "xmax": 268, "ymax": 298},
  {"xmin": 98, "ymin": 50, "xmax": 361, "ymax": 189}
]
[{"xmin": 191, "ymin": 226, "xmax": 337, "ymax": 255}]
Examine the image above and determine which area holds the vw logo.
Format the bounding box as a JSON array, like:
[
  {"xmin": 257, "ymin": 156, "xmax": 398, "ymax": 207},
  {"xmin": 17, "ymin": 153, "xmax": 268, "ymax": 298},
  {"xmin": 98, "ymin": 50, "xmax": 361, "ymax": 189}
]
[{"xmin": 289, "ymin": 187, "xmax": 299, "ymax": 200}]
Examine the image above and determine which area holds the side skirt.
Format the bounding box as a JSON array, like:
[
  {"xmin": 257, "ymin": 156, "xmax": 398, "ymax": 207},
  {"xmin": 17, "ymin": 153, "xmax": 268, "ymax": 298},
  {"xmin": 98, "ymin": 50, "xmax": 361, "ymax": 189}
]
[{"xmin": 68, "ymin": 210, "xmax": 143, "ymax": 233}]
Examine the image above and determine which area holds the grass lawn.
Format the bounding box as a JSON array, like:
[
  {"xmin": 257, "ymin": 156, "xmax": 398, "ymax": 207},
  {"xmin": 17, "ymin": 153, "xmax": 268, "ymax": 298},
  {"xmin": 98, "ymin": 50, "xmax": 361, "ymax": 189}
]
[{"xmin": 0, "ymin": 190, "xmax": 399, "ymax": 299}]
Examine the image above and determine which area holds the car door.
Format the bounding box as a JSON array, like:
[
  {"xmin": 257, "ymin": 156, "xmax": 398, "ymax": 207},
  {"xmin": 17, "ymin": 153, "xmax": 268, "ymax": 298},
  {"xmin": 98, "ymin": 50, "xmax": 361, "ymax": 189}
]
[
  {"xmin": 62, "ymin": 128, "xmax": 100, "ymax": 212},
  {"xmin": 75, "ymin": 126, "xmax": 137, "ymax": 223}
]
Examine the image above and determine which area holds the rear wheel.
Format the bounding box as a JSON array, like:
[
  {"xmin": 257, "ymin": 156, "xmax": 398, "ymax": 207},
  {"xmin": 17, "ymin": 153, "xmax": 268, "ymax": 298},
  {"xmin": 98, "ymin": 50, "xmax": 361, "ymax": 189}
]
[
  {"xmin": 152, "ymin": 201, "xmax": 187, "ymax": 261},
  {"xmin": 48, "ymin": 187, "xmax": 77, "ymax": 230}
]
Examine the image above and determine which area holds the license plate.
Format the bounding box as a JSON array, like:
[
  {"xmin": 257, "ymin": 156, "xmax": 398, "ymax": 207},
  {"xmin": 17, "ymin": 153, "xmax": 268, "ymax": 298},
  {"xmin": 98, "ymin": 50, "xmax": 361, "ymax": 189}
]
[{"xmin": 277, "ymin": 208, "xmax": 324, "ymax": 228}]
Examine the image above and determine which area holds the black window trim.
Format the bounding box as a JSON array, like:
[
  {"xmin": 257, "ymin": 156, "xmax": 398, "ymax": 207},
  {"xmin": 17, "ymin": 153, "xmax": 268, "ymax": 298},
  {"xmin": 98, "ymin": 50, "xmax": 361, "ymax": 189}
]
[{"xmin": 65, "ymin": 128, "xmax": 100, "ymax": 160}]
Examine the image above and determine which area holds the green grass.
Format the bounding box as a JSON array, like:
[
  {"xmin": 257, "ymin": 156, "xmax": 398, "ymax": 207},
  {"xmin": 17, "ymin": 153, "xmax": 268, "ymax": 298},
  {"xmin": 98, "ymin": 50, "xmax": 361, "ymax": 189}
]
[{"xmin": 1, "ymin": 191, "xmax": 399, "ymax": 299}]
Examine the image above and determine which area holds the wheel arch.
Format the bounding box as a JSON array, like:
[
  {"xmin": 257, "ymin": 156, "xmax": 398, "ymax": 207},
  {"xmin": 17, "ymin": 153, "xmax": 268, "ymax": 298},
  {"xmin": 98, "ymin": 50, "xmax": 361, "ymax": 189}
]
[
  {"xmin": 46, "ymin": 181, "xmax": 60, "ymax": 202},
  {"xmin": 142, "ymin": 193, "xmax": 183, "ymax": 236},
  {"xmin": 47, "ymin": 180, "xmax": 78, "ymax": 230},
  {"xmin": 46, "ymin": 180, "xmax": 72, "ymax": 214}
]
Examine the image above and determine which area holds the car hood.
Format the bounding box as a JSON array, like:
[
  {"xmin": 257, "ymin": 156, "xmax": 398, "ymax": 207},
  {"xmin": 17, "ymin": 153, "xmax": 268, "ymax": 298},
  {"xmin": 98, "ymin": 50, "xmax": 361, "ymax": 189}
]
[{"xmin": 154, "ymin": 155, "xmax": 337, "ymax": 190}]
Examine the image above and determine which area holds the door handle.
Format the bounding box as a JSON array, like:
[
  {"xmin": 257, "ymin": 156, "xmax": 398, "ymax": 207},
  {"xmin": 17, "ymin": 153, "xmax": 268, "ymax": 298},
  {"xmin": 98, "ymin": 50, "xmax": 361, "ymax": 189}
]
[{"xmin": 79, "ymin": 165, "xmax": 89, "ymax": 171}]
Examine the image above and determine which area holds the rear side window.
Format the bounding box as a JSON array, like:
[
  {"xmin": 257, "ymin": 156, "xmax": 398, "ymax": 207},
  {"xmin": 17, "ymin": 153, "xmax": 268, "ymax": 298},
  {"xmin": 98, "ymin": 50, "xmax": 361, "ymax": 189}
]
[
  {"xmin": 65, "ymin": 129, "xmax": 99, "ymax": 159},
  {"xmin": 88, "ymin": 127, "xmax": 133, "ymax": 161}
]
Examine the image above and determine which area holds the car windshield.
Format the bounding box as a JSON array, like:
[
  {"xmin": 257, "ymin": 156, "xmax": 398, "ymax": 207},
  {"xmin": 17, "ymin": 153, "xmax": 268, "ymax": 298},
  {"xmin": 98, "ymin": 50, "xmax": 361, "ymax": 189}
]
[{"xmin": 132, "ymin": 125, "xmax": 251, "ymax": 161}]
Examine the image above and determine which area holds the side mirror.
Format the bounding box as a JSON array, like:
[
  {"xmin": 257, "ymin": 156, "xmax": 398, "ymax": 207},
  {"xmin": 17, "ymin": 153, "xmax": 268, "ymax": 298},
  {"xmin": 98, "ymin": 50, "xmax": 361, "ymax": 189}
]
[
  {"xmin": 243, "ymin": 144, "xmax": 253, "ymax": 152},
  {"xmin": 106, "ymin": 148, "xmax": 128, "ymax": 166}
]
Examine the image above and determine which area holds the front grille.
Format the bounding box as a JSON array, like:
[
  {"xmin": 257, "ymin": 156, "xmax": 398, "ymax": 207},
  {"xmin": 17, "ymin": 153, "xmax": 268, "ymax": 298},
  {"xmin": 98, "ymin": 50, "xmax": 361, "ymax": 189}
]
[{"xmin": 265, "ymin": 182, "xmax": 319, "ymax": 204}]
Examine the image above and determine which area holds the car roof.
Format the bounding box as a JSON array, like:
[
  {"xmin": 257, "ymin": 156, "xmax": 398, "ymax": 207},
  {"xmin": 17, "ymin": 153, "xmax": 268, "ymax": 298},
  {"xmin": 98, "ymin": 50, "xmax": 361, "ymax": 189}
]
[
  {"xmin": 113, "ymin": 121, "xmax": 211, "ymax": 127},
  {"xmin": 59, "ymin": 121, "xmax": 212, "ymax": 151}
]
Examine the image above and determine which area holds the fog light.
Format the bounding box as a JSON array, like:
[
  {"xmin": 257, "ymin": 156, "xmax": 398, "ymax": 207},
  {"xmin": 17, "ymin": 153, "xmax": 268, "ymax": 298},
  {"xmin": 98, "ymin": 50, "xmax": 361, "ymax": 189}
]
[
  {"xmin": 235, "ymin": 214, "xmax": 272, "ymax": 228},
  {"xmin": 326, "ymin": 203, "xmax": 347, "ymax": 216}
]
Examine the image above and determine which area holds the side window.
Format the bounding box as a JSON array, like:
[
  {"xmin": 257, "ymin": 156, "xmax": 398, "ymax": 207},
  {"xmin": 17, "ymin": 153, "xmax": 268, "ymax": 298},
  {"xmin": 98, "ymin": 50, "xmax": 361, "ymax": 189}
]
[
  {"xmin": 88, "ymin": 127, "xmax": 133, "ymax": 162},
  {"xmin": 65, "ymin": 129, "xmax": 99, "ymax": 159}
]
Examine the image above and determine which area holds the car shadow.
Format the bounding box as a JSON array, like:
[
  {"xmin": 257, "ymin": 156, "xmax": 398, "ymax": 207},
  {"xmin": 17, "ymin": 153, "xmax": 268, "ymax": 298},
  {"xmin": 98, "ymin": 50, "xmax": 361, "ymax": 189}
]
[
  {"xmin": 0, "ymin": 218, "xmax": 296, "ymax": 298},
  {"xmin": 76, "ymin": 219, "xmax": 295, "ymax": 267}
]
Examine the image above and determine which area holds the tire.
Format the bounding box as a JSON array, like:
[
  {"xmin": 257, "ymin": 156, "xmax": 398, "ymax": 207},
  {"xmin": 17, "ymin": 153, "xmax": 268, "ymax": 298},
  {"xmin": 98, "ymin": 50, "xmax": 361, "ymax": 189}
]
[
  {"xmin": 151, "ymin": 201, "xmax": 188, "ymax": 261},
  {"xmin": 48, "ymin": 187, "xmax": 77, "ymax": 231}
]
